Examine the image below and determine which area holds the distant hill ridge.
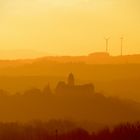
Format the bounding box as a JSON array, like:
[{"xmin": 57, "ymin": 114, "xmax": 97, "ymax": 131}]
[
  {"xmin": 0, "ymin": 73, "xmax": 139, "ymax": 126},
  {"xmin": 0, "ymin": 52, "xmax": 140, "ymax": 65}
]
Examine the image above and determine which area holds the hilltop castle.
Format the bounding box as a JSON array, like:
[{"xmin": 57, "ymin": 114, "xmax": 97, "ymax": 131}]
[{"xmin": 55, "ymin": 73, "xmax": 95, "ymax": 95}]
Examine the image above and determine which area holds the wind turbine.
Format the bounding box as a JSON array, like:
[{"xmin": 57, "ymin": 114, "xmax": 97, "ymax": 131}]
[
  {"xmin": 120, "ymin": 36, "xmax": 124, "ymax": 56},
  {"xmin": 104, "ymin": 37, "xmax": 110, "ymax": 53}
]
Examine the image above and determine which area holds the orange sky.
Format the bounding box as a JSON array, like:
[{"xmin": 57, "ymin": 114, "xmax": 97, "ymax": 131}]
[{"xmin": 0, "ymin": 0, "xmax": 140, "ymax": 58}]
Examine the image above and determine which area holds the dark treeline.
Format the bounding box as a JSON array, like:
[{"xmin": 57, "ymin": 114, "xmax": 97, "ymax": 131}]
[
  {"xmin": 0, "ymin": 74, "xmax": 139, "ymax": 130},
  {"xmin": 0, "ymin": 80, "xmax": 139, "ymax": 125},
  {"xmin": 0, "ymin": 122, "xmax": 139, "ymax": 140}
]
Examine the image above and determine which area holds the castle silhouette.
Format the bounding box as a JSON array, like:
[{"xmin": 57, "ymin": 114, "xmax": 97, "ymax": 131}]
[{"xmin": 55, "ymin": 73, "xmax": 95, "ymax": 95}]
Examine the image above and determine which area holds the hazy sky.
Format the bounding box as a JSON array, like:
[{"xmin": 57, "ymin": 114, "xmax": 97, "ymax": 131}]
[{"xmin": 0, "ymin": 0, "xmax": 140, "ymax": 57}]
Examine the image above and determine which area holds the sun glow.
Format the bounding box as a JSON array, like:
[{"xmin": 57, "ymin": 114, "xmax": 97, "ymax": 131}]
[{"xmin": 0, "ymin": 0, "xmax": 139, "ymax": 58}]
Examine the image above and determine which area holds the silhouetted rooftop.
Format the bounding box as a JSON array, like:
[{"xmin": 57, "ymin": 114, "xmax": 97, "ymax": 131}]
[{"xmin": 89, "ymin": 52, "xmax": 110, "ymax": 57}]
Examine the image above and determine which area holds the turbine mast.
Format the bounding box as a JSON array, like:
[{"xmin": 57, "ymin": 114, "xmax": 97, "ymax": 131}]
[
  {"xmin": 120, "ymin": 37, "xmax": 124, "ymax": 56},
  {"xmin": 105, "ymin": 37, "xmax": 110, "ymax": 53}
]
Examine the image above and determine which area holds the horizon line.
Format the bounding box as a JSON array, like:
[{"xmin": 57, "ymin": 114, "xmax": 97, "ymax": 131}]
[{"xmin": 0, "ymin": 51, "xmax": 140, "ymax": 61}]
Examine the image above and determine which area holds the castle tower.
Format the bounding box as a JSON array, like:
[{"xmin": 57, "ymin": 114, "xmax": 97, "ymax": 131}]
[{"xmin": 68, "ymin": 73, "xmax": 75, "ymax": 86}]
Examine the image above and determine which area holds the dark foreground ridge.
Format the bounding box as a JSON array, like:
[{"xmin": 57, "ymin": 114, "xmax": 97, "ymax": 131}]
[
  {"xmin": 0, "ymin": 73, "xmax": 140, "ymax": 125},
  {"xmin": 0, "ymin": 122, "xmax": 139, "ymax": 140}
]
